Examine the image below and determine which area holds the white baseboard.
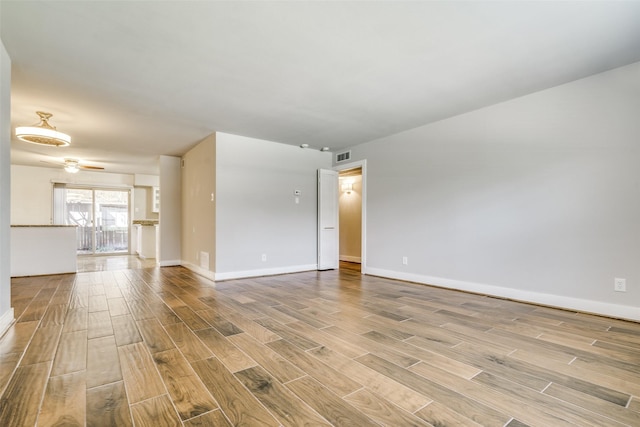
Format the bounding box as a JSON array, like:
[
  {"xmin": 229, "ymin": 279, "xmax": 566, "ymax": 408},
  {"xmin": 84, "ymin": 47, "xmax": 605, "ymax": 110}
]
[
  {"xmin": 181, "ymin": 262, "xmax": 216, "ymax": 282},
  {"xmin": 0, "ymin": 308, "xmax": 15, "ymax": 338},
  {"xmin": 340, "ymin": 255, "xmax": 361, "ymax": 263},
  {"xmin": 215, "ymin": 264, "xmax": 318, "ymax": 281},
  {"xmin": 366, "ymin": 267, "xmax": 640, "ymax": 322},
  {"xmin": 159, "ymin": 259, "xmax": 182, "ymax": 267}
]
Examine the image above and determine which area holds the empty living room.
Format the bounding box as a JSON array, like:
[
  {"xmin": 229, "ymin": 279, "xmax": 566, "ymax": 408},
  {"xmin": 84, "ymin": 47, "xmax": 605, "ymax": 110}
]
[{"xmin": 1, "ymin": 1, "xmax": 640, "ymax": 426}]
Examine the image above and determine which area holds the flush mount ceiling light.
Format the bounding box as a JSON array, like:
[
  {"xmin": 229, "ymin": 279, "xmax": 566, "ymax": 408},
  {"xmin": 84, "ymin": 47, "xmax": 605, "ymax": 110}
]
[
  {"xmin": 15, "ymin": 111, "xmax": 71, "ymax": 147},
  {"xmin": 64, "ymin": 159, "xmax": 79, "ymax": 173},
  {"xmin": 299, "ymin": 144, "xmax": 331, "ymax": 152}
]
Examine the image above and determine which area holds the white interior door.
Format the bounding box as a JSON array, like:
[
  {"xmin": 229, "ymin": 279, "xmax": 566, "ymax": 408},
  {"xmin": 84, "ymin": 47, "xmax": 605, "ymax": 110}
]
[{"xmin": 318, "ymin": 169, "xmax": 339, "ymax": 270}]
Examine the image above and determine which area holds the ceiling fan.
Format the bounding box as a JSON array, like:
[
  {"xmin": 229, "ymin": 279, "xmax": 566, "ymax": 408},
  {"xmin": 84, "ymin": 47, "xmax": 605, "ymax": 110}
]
[{"xmin": 40, "ymin": 158, "xmax": 105, "ymax": 173}]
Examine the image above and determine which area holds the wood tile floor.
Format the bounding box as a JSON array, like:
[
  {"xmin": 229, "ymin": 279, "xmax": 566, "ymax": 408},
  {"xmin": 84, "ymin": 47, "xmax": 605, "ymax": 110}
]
[
  {"xmin": 1, "ymin": 266, "xmax": 639, "ymax": 426},
  {"xmin": 77, "ymin": 255, "xmax": 157, "ymax": 273}
]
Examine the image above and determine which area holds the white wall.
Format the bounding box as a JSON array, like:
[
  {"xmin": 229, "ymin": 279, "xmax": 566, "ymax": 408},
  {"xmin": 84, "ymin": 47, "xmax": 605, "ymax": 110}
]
[
  {"xmin": 215, "ymin": 132, "xmax": 331, "ymax": 279},
  {"xmin": 348, "ymin": 61, "xmax": 640, "ymax": 321},
  {"xmin": 0, "ymin": 37, "xmax": 13, "ymax": 334},
  {"xmin": 11, "ymin": 165, "xmax": 134, "ymax": 224},
  {"xmin": 158, "ymin": 155, "xmax": 181, "ymax": 266}
]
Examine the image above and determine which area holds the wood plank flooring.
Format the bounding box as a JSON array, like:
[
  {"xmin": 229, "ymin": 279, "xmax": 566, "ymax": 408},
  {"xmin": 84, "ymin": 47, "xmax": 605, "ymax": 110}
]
[{"xmin": 1, "ymin": 266, "xmax": 640, "ymax": 426}]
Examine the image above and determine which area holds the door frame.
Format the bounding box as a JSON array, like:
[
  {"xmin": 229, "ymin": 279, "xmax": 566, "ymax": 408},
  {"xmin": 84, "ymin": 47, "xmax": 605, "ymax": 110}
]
[{"xmin": 334, "ymin": 159, "xmax": 367, "ymax": 274}]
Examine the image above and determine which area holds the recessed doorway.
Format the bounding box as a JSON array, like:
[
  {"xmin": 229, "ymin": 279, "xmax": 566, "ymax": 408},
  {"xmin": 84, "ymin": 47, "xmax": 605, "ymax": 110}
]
[{"xmin": 335, "ymin": 160, "xmax": 366, "ymax": 273}]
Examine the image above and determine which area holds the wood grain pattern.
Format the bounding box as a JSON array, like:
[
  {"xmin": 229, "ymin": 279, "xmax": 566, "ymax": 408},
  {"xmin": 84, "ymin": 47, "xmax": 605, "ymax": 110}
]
[
  {"xmin": 62, "ymin": 307, "xmax": 88, "ymax": 333},
  {"xmin": 195, "ymin": 328, "xmax": 255, "ymax": 373},
  {"xmin": 0, "ymin": 353, "xmax": 20, "ymax": 395},
  {"xmin": 164, "ymin": 322, "xmax": 213, "ymax": 363},
  {"xmin": 86, "ymin": 381, "xmax": 133, "ymax": 427},
  {"xmin": 0, "ymin": 320, "xmax": 38, "ymax": 355},
  {"xmin": 107, "ymin": 297, "xmax": 131, "ymax": 317},
  {"xmin": 137, "ymin": 318, "xmax": 176, "ymax": 353},
  {"xmin": 473, "ymin": 371, "xmax": 625, "ymax": 426},
  {"xmin": 88, "ymin": 310, "xmax": 114, "ymax": 339},
  {"xmin": 40, "ymin": 303, "xmax": 68, "ymax": 326},
  {"xmin": 308, "ymin": 345, "xmax": 431, "ymax": 413},
  {"xmin": 111, "ymin": 314, "xmax": 143, "ymax": 346},
  {"xmin": 191, "ymin": 357, "xmax": 280, "ymax": 427},
  {"xmin": 0, "ymin": 362, "xmax": 50, "ymax": 427},
  {"xmin": 235, "ymin": 365, "xmax": 332, "ymax": 426},
  {"xmin": 173, "ymin": 306, "xmax": 211, "ymax": 331},
  {"xmin": 130, "ymin": 394, "xmax": 181, "ymax": 427},
  {"xmin": 51, "ymin": 330, "xmax": 88, "ymax": 376},
  {"xmin": 343, "ymin": 388, "xmax": 432, "ymax": 427},
  {"xmin": 152, "ymin": 348, "xmax": 218, "ymax": 420},
  {"xmin": 38, "ymin": 371, "xmax": 85, "ymax": 427},
  {"xmin": 21, "ymin": 325, "xmax": 63, "ymax": 365},
  {"xmin": 183, "ymin": 409, "xmax": 232, "ymax": 427},
  {"xmin": 228, "ymin": 332, "xmax": 305, "ymax": 383},
  {"xmin": 3, "ymin": 264, "xmax": 640, "ymax": 426},
  {"xmin": 196, "ymin": 309, "xmax": 243, "ymax": 336},
  {"xmin": 118, "ymin": 342, "xmax": 166, "ymax": 403},
  {"xmin": 286, "ymin": 375, "xmax": 378, "ymax": 427},
  {"xmin": 86, "ymin": 335, "xmax": 122, "ymax": 389},
  {"xmin": 88, "ymin": 295, "xmax": 109, "ymax": 312},
  {"xmin": 356, "ymin": 352, "xmax": 510, "ymax": 426},
  {"xmin": 267, "ymin": 338, "xmax": 362, "ymax": 397},
  {"xmin": 415, "ymin": 401, "xmax": 484, "ymax": 427}
]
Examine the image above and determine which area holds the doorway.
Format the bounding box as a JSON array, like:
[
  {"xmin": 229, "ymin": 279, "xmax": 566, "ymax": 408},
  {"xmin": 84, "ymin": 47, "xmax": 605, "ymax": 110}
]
[{"xmin": 335, "ymin": 160, "xmax": 366, "ymax": 273}]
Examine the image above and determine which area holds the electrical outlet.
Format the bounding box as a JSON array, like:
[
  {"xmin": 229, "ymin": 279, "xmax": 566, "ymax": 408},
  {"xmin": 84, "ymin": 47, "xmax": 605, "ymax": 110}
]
[
  {"xmin": 261, "ymin": 254, "xmax": 267, "ymax": 262},
  {"xmin": 402, "ymin": 256, "xmax": 408, "ymax": 265},
  {"xmin": 614, "ymin": 278, "xmax": 626, "ymax": 292}
]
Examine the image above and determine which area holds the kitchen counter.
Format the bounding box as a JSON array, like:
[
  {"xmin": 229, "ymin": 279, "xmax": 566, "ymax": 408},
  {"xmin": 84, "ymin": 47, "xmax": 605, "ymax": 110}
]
[
  {"xmin": 132, "ymin": 222, "xmax": 158, "ymax": 259},
  {"xmin": 11, "ymin": 225, "xmax": 77, "ymax": 276}
]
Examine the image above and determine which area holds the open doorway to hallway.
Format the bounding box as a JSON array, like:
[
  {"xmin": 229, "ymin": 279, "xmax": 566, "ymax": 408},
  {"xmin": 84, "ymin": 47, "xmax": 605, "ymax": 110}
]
[{"xmin": 338, "ymin": 167, "xmax": 362, "ymax": 272}]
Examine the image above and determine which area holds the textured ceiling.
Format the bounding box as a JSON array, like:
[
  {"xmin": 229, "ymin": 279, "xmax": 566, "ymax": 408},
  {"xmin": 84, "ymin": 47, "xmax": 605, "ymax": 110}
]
[{"xmin": 2, "ymin": 1, "xmax": 640, "ymax": 175}]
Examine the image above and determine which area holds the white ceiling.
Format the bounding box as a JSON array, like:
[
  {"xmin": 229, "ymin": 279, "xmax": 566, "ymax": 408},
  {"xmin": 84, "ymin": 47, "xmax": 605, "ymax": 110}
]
[{"xmin": 2, "ymin": 1, "xmax": 640, "ymax": 175}]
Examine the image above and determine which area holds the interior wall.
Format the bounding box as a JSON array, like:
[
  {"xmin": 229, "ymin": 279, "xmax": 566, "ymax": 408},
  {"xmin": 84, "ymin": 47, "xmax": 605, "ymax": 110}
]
[
  {"xmin": 215, "ymin": 132, "xmax": 331, "ymax": 279},
  {"xmin": 0, "ymin": 37, "xmax": 13, "ymax": 332},
  {"xmin": 348, "ymin": 61, "xmax": 640, "ymax": 320},
  {"xmin": 10, "ymin": 165, "xmax": 134, "ymax": 224},
  {"xmin": 158, "ymin": 155, "xmax": 182, "ymax": 266},
  {"xmin": 339, "ymin": 173, "xmax": 362, "ymax": 263},
  {"xmin": 181, "ymin": 134, "xmax": 216, "ymax": 277}
]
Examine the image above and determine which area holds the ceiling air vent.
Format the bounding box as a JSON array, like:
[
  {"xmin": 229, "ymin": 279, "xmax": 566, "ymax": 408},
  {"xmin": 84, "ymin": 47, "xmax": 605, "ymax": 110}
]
[{"xmin": 336, "ymin": 151, "xmax": 351, "ymax": 163}]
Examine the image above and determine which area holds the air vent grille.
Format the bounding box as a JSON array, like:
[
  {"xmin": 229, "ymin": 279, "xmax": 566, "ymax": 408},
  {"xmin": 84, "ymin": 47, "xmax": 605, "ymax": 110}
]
[{"xmin": 336, "ymin": 151, "xmax": 351, "ymax": 163}]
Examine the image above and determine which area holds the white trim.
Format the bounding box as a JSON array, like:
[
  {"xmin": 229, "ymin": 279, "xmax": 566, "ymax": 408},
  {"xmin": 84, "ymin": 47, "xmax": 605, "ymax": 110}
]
[
  {"xmin": 340, "ymin": 255, "xmax": 361, "ymax": 263},
  {"xmin": 159, "ymin": 259, "xmax": 181, "ymax": 267},
  {"xmin": 366, "ymin": 267, "xmax": 640, "ymax": 322},
  {"xmin": 334, "ymin": 159, "xmax": 367, "ymax": 274},
  {"xmin": 181, "ymin": 261, "xmax": 216, "ymax": 281},
  {"xmin": 215, "ymin": 264, "xmax": 318, "ymax": 281},
  {"xmin": 0, "ymin": 308, "xmax": 15, "ymax": 338}
]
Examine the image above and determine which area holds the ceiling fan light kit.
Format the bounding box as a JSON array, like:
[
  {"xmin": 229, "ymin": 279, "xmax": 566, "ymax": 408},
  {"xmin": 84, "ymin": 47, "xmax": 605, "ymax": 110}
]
[
  {"xmin": 15, "ymin": 111, "xmax": 71, "ymax": 147},
  {"xmin": 64, "ymin": 159, "xmax": 80, "ymax": 173}
]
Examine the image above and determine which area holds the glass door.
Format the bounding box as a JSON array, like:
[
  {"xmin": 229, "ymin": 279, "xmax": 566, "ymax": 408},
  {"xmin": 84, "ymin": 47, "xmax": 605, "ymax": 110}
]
[
  {"xmin": 65, "ymin": 188, "xmax": 94, "ymax": 255},
  {"xmin": 94, "ymin": 189, "xmax": 129, "ymax": 253},
  {"xmin": 58, "ymin": 187, "xmax": 130, "ymax": 255}
]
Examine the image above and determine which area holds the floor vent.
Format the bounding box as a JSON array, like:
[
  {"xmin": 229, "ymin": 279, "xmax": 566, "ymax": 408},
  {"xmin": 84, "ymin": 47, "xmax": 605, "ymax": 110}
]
[{"xmin": 336, "ymin": 151, "xmax": 351, "ymax": 163}]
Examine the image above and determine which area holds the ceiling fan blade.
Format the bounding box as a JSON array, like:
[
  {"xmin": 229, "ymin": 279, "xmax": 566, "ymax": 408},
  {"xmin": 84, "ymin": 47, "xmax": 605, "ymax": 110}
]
[
  {"xmin": 40, "ymin": 160, "xmax": 63, "ymax": 166},
  {"xmin": 79, "ymin": 165, "xmax": 105, "ymax": 170}
]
